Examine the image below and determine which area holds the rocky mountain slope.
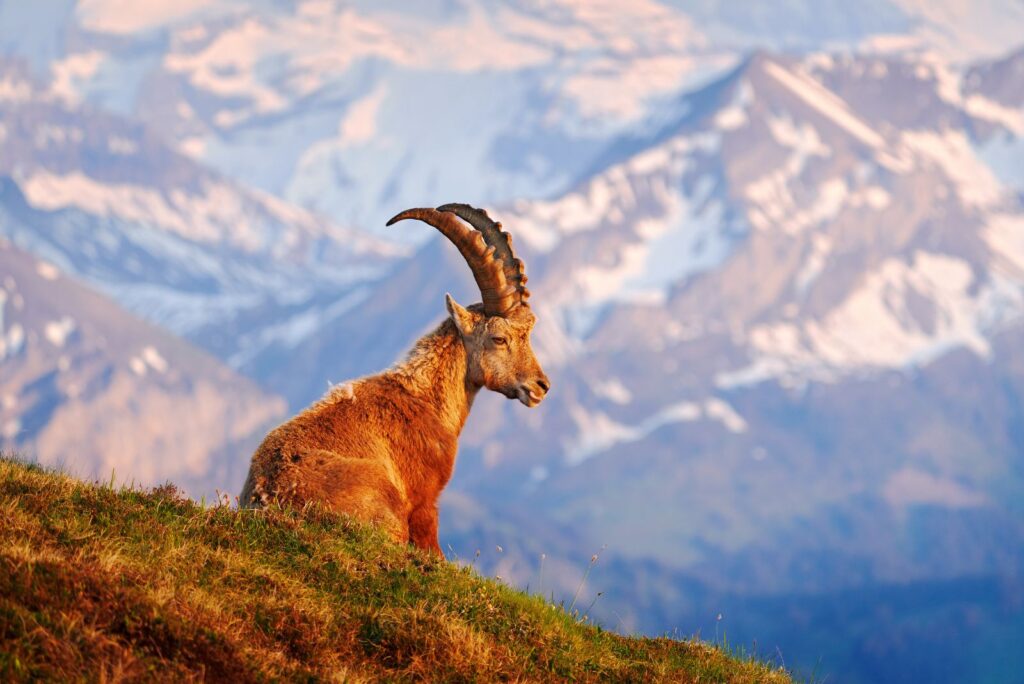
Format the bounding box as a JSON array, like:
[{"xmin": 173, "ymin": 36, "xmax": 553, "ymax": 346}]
[{"xmin": 0, "ymin": 241, "xmax": 285, "ymax": 495}]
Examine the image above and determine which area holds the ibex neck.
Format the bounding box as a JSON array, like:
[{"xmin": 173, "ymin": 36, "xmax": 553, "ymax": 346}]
[{"xmin": 390, "ymin": 318, "xmax": 477, "ymax": 436}]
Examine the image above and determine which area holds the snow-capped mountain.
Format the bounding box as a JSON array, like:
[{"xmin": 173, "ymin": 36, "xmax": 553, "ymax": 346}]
[
  {"xmin": 0, "ymin": 57, "xmax": 403, "ymax": 367},
  {"xmin": 5, "ymin": 0, "xmax": 1023, "ymax": 239},
  {"xmin": 1, "ymin": 0, "xmax": 728, "ymax": 234}
]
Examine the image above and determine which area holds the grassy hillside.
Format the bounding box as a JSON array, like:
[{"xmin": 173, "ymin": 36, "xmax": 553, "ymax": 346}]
[{"xmin": 0, "ymin": 457, "xmax": 789, "ymax": 682}]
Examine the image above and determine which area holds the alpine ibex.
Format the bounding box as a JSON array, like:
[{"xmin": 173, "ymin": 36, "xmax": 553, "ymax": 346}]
[{"xmin": 240, "ymin": 203, "xmax": 550, "ymax": 555}]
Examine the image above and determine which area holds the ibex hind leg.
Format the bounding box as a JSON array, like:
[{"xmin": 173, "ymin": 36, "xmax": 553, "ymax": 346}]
[
  {"xmin": 294, "ymin": 451, "xmax": 410, "ymax": 545},
  {"xmin": 239, "ymin": 467, "xmax": 259, "ymax": 508}
]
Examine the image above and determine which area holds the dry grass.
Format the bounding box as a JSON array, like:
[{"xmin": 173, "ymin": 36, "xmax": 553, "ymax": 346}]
[{"xmin": 0, "ymin": 456, "xmax": 790, "ymax": 682}]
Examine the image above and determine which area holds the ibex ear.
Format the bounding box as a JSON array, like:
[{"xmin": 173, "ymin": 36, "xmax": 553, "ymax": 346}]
[{"xmin": 446, "ymin": 293, "xmax": 475, "ymax": 336}]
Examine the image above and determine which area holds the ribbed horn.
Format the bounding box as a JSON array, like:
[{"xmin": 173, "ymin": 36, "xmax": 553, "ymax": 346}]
[
  {"xmin": 387, "ymin": 207, "xmax": 518, "ymax": 316},
  {"xmin": 437, "ymin": 203, "xmax": 530, "ymax": 304}
]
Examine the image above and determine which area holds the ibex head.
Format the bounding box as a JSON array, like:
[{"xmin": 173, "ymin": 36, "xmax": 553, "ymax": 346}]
[{"xmin": 387, "ymin": 203, "xmax": 550, "ymax": 407}]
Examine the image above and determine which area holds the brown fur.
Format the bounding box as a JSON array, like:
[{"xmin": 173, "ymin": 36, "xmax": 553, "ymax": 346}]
[{"xmin": 240, "ymin": 299, "xmax": 549, "ymax": 555}]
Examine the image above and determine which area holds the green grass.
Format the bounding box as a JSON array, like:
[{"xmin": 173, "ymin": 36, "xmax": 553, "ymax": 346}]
[{"xmin": 0, "ymin": 456, "xmax": 790, "ymax": 682}]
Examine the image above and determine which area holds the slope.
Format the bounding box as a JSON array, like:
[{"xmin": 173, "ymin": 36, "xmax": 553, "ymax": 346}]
[{"xmin": 0, "ymin": 457, "xmax": 789, "ymax": 683}]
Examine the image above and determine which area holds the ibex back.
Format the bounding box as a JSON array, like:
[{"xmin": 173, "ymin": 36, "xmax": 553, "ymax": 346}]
[{"xmin": 240, "ymin": 204, "xmax": 550, "ymax": 555}]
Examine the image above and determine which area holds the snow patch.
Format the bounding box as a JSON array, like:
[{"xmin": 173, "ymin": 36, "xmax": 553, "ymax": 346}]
[
  {"xmin": 0, "ymin": 324, "xmax": 26, "ymax": 360},
  {"xmin": 719, "ymin": 251, "xmax": 1021, "ymax": 387},
  {"xmin": 129, "ymin": 346, "xmax": 169, "ymax": 376},
  {"xmin": 512, "ymin": 133, "xmax": 720, "ymax": 253},
  {"xmin": 747, "ymin": 157, "xmax": 846, "ymax": 236},
  {"xmin": 851, "ymin": 186, "xmax": 892, "ymax": 210},
  {"xmin": 141, "ymin": 346, "xmax": 169, "ymax": 373},
  {"xmin": 746, "ymin": 115, "xmax": 835, "ymax": 234},
  {"xmin": 713, "ymin": 105, "xmax": 747, "ymax": 130},
  {"xmin": 767, "ymin": 114, "xmax": 831, "ymax": 157},
  {"xmin": 17, "ymin": 171, "xmax": 337, "ymax": 255},
  {"xmin": 50, "ymin": 51, "xmax": 105, "ymax": 103},
  {"xmin": 763, "ymin": 61, "xmax": 885, "ymax": 149},
  {"xmin": 0, "ymin": 76, "xmax": 32, "ymax": 103},
  {"xmin": 565, "ymin": 397, "xmax": 746, "ymax": 464},
  {"xmin": 77, "ymin": 0, "xmax": 221, "ymax": 34},
  {"xmin": 925, "ymin": 57, "xmax": 964, "ymax": 106},
  {"xmin": 902, "ymin": 129, "xmax": 1005, "ymax": 207},
  {"xmin": 564, "ymin": 405, "xmax": 638, "ymax": 465},
  {"xmin": 592, "ymin": 378, "xmax": 632, "ymax": 405},
  {"xmin": 964, "ymin": 95, "xmax": 1024, "ymax": 136},
  {"xmin": 129, "ymin": 357, "xmax": 147, "ymax": 376},
  {"xmin": 164, "ymin": 16, "xmax": 295, "ymax": 120},
  {"xmin": 985, "ymin": 214, "xmax": 1024, "ymax": 275},
  {"xmin": 228, "ymin": 288, "xmax": 369, "ymax": 368},
  {"xmin": 44, "ymin": 317, "xmax": 76, "ymax": 348},
  {"xmin": 883, "ymin": 467, "xmax": 988, "ymax": 509},
  {"xmin": 179, "ymin": 137, "xmax": 206, "ymax": 159},
  {"xmin": 704, "ymin": 398, "xmax": 748, "ymax": 434},
  {"xmin": 338, "ymin": 85, "xmax": 388, "ymax": 146},
  {"xmin": 795, "ymin": 233, "xmax": 833, "ymax": 294},
  {"xmin": 35, "ymin": 262, "xmax": 61, "ymax": 281}
]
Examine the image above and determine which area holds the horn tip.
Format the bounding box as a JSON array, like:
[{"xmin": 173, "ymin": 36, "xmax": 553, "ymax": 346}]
[
  {"xmin": 385, "ymin": 211, "xmax": 410, "ymax": 226},
  {"xmin": 386, "ymin": 207, "xmax": 433, "ymax": 226}
]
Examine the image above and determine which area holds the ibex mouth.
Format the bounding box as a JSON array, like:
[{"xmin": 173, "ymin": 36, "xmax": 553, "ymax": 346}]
[{"xmin": 516, "ymin": 387, "xmax": 543, "ymax": 408}]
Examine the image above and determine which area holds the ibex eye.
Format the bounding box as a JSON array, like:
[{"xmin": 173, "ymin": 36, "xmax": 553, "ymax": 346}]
[{"xmin": 491, "ymin": 336, "xmax": 508, "ymax": 346}]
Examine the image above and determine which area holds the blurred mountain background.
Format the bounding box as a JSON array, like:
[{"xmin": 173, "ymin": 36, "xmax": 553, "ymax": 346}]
[{"xmin": 1, "ymin": 2, "xmax": 1023, "ymax": 681}]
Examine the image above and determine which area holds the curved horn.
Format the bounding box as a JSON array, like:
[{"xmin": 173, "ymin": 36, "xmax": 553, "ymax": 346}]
[
  {"xmin": 437, "ymin": 203, "xmax": 530, "ymax": 304},
  {"xmin": 387, "ymin": 207, "xmax": 518, "ymax": 316}
]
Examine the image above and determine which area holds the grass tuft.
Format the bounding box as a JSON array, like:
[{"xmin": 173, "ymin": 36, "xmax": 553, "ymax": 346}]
[{"xmin": 0, "ymin": 456, "xmax": 790, "ymax": 682}]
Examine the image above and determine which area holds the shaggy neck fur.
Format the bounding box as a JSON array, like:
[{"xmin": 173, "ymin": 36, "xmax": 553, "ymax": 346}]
[{"xmin": 387, "ymin": 318, "xmax": 478, "ymax": 437}]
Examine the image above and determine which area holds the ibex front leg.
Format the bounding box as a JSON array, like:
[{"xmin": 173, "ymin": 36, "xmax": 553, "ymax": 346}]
[{"xmin": 408, "ymin": 504, "xmax": 442, "ymax": 556}]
